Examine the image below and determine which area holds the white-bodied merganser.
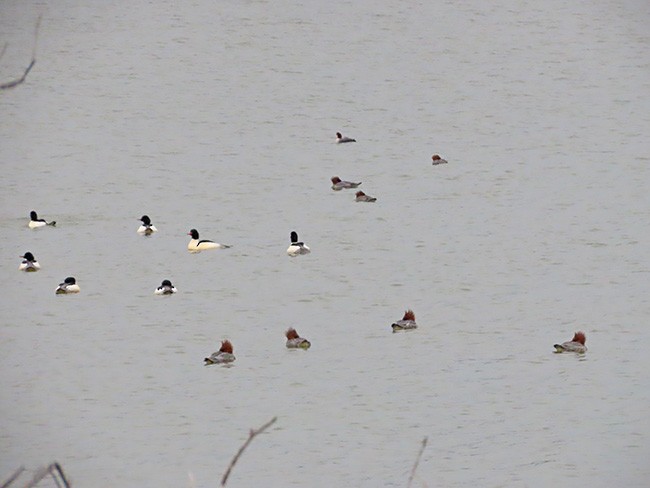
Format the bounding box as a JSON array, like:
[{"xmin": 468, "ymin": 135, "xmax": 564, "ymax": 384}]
[
  {"xmin": 28, "ymin": 210, "xmax": 56, "ymax": 228},
  {"xmin": 336, "ymin": 132, "xmax": 356, "ymax": 143},
  {"xmin": 155, "ymin": 279, "xmax": 177, "ymax": 295},
  {"xmin": 331, "ymin": 176, "xmax": 362, "ymax": 191},
  {"xmin": 431, "ymin": 154, "xmax": 448, "ymax": 165},
  {"xmin": 137, "ymin": 215, "xmax": 158, "ymax": 235},
  {"xmin": 19, "ymin": 252, "xmax": 41, "ymax": 272},
  {"xmin": 285, "ymin": 327, "xmax": 311, "ymax": 349},
  {"xmin": 355, "ymin": 191, "xmax": 377, "ymax": 202},
  {"xmin": 287, "ymin": 231, "xmax": 311, "ymax": 256},
  {"xmin": 187, "ymin": 229, "xmax": 231, "ymax": 253},
  {"xmin": 55, "ymin": 276, "xmax": 80, "ymax": 294},
  {"xmin": 554, "ymin": 331, "xmax": 587, "ymax": 353},
  {"xmin": 391, "ymin": 309, "xmax": 417, "ymax": 331},
  {"xmin": 204, "ymin": 340, "xmax": 236, "ymax": 364}
]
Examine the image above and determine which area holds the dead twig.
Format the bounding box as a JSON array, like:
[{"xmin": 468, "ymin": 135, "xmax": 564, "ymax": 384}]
[
  {"xmin": 0, "ymin": 466, "xmax": 25, "ymax": 488},
  {"xmin": 220, "ymin": 416, "xmax": 277, "ymax": 487},
  {"xmin": 0, "ymin": 14, "xmax": 41, "ymax": 90},
  {"xmin": 407, "ymin": 436, "xmax": 428, "ymax": 488}
]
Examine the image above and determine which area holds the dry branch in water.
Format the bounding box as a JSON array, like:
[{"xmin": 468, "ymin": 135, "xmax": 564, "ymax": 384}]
[
  {"xmin": 221, "ymin": 416, "xmax": 277, "ymax": 486},
  {"xmin": 0, "ymin": 15, "xmax": 41, "ymax": 90},
  {"xmin": 407, "ymin": 436, "xmax": 428, "ymax": 488}
]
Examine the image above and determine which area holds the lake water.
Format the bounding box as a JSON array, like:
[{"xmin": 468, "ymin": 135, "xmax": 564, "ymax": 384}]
[{"xmin": 1, "ymin": 1, "xmax": 649, "ymax": 487}]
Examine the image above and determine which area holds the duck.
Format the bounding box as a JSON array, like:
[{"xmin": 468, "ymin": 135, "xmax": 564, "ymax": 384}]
[
  {"xmin": 55, "ymin": 277, "xmax": 80, "ymax": 294},
  {"xmin": 286, "ymin": 231, "xmax": 311, "ymax": 256},
  {"xmin": 137, "ymin": 215, "xmax": 158, "ymax": 235},
  {"xmin": 331, "ymin": 176, "xmax": 362, "ymax": 191},
  {"xmin": 391, "ymin": 309, "xmax": 417, "ymax": 331},
  {"xmin": 28, "ymin": 210, "xmax": 56, "ymax": 228},
  {"xmin": 554, "ymin": 331, "xmax": 587, "ymax": 353},
  {"xmin": 336, "ymin": 132, "xmax": 356, "ymax": 143},
  {"xmin": 155, "ymin": 279, "xmax": 177, "ymax": 295},
  {"xmin": 187, "ymin": 229, "xmax": 231, "ymax": 253},
  {"xmin": 204, "ymin": 340, "xmax": 236, "ymax": 364},
  {"xmin": 19, "ymin": 252, "xmax": 41, "ymax": 272},
  {"xmin": 355, "ymin": 191, "xmax": 377, "ymax": 202},
  {"xmin": 431, "ymin": 154, "xmax": 448, "ymax": 165},
  {"xmin": 285, "ymin": 328, "xmax": 311, "ymax": 349}
]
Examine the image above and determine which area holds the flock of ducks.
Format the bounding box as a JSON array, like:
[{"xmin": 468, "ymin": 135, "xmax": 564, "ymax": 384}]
[{"xmin": 20, "ymin": 131, "xmax": 587, "ymax": 362}]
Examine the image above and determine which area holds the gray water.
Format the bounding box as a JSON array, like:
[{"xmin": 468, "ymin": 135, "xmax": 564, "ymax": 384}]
[{"xmin": 1, "ymin": 1, "xmax": 649, "ymax": 486}]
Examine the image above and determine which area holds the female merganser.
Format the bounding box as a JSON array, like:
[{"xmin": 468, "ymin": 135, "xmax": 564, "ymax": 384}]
[
  {"xmin": 137, "ymin": 215, "xmax": 158, "ymax": 235},
  {"xmin": 331, "ymin": 176, "xmax": 362, "ymax": 191},
  {"xmin": 355, "ymin": 191, "xmax": 377, "ymax": 202},
  {"xmin": 392, "ymin": 309, "xmax": 417, "ymax": 331},
  {"xmin": 431, "ymin": 154, "xmax": 448, "ymax": 165},
  {"xmin": 55, "ymin": 277, "xmax": 80, "ymax": 294},
  {"xmin": 155, "ymin": 279, "xmax": 177, "ymax": 295},
  {"xmin": 187, "ymin": 229, "xmax": 231, "ymax": 253},
  {"xmin": 19, "ymin": 252, "xmax": 41, "ymax": 272},
  {"xmin": 336, "ymin": 132, "xmax": 356, "ymax": 143},
  {"xmin": 287, "ymin": 231, "xmax": 311, "ymax": 256},
  {"xmin": 285, "ymin": 328, "xmax": 311, "ymax": 349},
  {"xmin": 204, "ymin": 340, "xmax": 236, "ymax": 364},
  {"xmin": 554, "ymin": 331, "xmax": 587, "ymax": 353},
  {"xmin": 28, "ymin": 210, "xmax": 56, "ymax": 228}
]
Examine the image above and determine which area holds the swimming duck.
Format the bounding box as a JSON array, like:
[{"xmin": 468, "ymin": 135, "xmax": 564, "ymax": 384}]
[
  {"xmin": 355, "ymin": 191, "xmax": 377, "ymax": 202},
  {"xmin": 187, "ymin": 229, "xmax": 231, "ymax": 253},
  {"xmin": 285, "ymin": 328, "xmax": 311, "ymax": 349},
  {"xmin": 204, "ymin": 340, "xmax": 236, "ymax": 364},
  {"xmin": 155, "ymin": 279, "xmax": 177, "ymax": 295},
  {"xmin": 55, "ymin": 277, "xmax": 80, "ymax": 294},
  {"xmin": 28, "ymin": 210, "xmax": 56, "ymax": 228},
  {"xmin": 19, "ymin": 252, "xmax": 41, "ymax": 272},
  {"xmin": 554, "ymin": 331, "xmax": 587, "ymax": 353},
  {"xmin": 287, "ymin": 231, "xmax": 311, "ymax": 256},
  {"xmin": 336, "ymin": 132, "xmax": 356, "ymax": 143},
  {"xmin": 138, "ymin": 215, "xmax": 158, "ymax": 235},
  {"xmin": 431, "ymin": 154, "xmax": 448, "ymax": 165},
  {"xmin": 391, "ymin": 309, "xmax": 417, "ymax": 331},
  {"xmin": 331, "ymin": 176, "xmax": 362, "ymax": 191}
]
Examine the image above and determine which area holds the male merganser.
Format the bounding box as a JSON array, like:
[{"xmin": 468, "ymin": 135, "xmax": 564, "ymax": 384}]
[
  {"xmin": 285, "ymin": 328, "xmax": 311, "ymax": 349},
  {"xmin": 138, "ymin": 215, "xmax": 158, "ymax": 235},
  {"xmin": 431, "ymin": 154, "xmax": 448, "ymax": 165},
  {"xmin": 331, "ymin": 176, "xmax": 362, "ymax": 191},
  {"xmin": 28, "ymin": 210, "xmax": 56, "ymax": 228},
  {"xmin": 287, "ymin": 231, "xmax": 311, "ymax": 256},
  {"xmin": 355, "ymin": 191, "xmax": 377, "ymax": 202},
  {"xmin": 204, "ymin": 340, "xmax": 236, "ymax": 364},
  {"xmin": 554, "ymin": 331, "xmax": 587, "ymax": 353},
  {"xmin": 155, "ymin": 279, "xmax": 177, "ymax": 295},
  {"xmin": 19, "ymin": 252, "xmax": 41, "ymax": 272},
  {"xmin": 391, "ymin": 309, "xmax": 417, "ymax": 331},
  {"xmin": 187, "ymin": 229, "xmax": 231, "ymax": 253},
  {"xmin": 55, "ymin": 277, "xmax": 80, "ymax": 294},
  {"xmin": 336, "ymin": 132, "xmax": 356, "ymax": 143}
]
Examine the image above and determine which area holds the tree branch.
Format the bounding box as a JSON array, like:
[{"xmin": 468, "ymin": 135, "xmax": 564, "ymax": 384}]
[
  {"xmin": 407, "ymin": 436, "xmax": 428, "ymax": 488},
  {"xmin": 0, "ymin": 15, "xmax": 41, "ymax": 90},
  {"xmin": 220, "ymin": 416, "xmax": 277, "ymax": 486}
]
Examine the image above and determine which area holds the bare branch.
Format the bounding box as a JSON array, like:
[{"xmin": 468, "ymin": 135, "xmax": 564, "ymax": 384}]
[
  {"xmin": 220, "ymin": 416, "xmax": 277, "ymax": 487},
  {"xmin": 407, "ymin": 436, "xmax": 428, "ymax": 488},
  {"xmin": 0, "ymin": 14, "xmax": 41, "ymax": 90},
  {"xmin": 0, "ymin": 466, "xmax": 25, "ymax": 488}
]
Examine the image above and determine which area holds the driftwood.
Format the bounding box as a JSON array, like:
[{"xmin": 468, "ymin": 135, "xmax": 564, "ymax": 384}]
[
  {"xmin": 407, "ymin": 436, "xmax": 428, "ymax": 488},
  {"xmin": 0, "ymin": 15, "xmax": 41, "ymax": 90},
  {"xmin": 220, "ymin": 416, "xmax": 277, "ymax": 486},
  {"xmin": 1, "ymin": 462, "xmax": 70, "ymax": 488}
]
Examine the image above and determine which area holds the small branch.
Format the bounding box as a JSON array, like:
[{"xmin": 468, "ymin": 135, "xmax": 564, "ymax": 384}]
[
  {"xmin": 0, "ymin": 466, "xmax": 25, "ymax": 488},
  {"xmin": 220, "ymin": 416, "xmax": 277, "ymax": 487},
  {"xmin": 0, "ymin": 14, "xmax": 41, "ymax": 90},
  {"xmin": 407, "ymin": 436, "xmax": 428, "ymax": 488}
]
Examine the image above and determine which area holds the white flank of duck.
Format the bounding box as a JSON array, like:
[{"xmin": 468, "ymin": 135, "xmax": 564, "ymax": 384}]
[{"xmin": 55, "ymin": 277, "xmax": 80, "ymax": 294}]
